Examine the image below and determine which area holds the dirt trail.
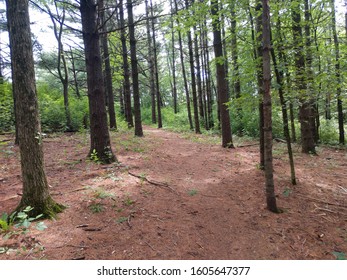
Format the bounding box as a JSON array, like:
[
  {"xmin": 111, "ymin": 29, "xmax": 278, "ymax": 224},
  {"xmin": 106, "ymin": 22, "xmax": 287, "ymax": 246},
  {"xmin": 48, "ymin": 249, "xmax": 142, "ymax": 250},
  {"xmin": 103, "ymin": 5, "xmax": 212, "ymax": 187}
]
[{"xmin": 0, "ymin": 126, "xmax": 346, "ymax": 259}]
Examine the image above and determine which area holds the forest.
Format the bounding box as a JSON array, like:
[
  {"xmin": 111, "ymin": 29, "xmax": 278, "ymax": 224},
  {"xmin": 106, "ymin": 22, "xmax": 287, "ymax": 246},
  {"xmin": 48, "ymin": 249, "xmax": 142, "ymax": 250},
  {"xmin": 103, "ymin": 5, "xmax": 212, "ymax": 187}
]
[{"xmin": 0, "ymin": 0, "xmax": 346, "ymax": 260}]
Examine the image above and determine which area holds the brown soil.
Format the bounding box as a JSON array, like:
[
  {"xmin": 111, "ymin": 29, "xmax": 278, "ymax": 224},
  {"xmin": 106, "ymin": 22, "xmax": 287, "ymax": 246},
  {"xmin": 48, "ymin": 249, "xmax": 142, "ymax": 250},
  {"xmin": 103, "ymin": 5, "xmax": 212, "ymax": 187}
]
[{"xmin": 0, "ymin": 126, "xmax": 346, "ymax": 260}]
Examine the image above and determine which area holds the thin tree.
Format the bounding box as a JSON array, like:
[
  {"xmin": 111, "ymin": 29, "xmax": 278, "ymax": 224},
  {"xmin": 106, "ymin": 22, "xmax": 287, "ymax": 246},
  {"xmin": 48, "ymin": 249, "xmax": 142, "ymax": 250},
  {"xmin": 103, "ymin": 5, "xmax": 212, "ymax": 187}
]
[
  {"xmin": 150, "ymin": 0, "xmax": 162, "ymax": 129},
  {"xmin": 145, "ymin": 0, "xmax": 157, "ymax": 124},
  {"xmin": 211, "ymin": 0, "xmax": 234, "ymax": 148},
  {"xmin": 185, "ymin": 0, "xmax": 201, "ymax": 134},
  {"xmin": 119, "ymin": 0, "xmax": 134, "ymax": 128},
  {"xmin": 45, "ymin": 3, "xmax": 73, "ymax": 132},
  {"xmin": 127, "ymin": 0, "xmax": 143, "ymax": 136},
  {"xmin": 100, "ymin": 0, "xmax": 117, "ymax": 130},
  {"xmin": 80, "ymin": 0, "xmax": 116, "ymax": 163},
  {"xmin": 174, "ymin": 0, "xmax": 193, "ymax": 130},
  {"xmin": 6, "ymin": 0, "xmax": 64, "ymax": 218},
  {"xmin": 262, "ymin": 0, "xmax": 279, "ymax": 213}
]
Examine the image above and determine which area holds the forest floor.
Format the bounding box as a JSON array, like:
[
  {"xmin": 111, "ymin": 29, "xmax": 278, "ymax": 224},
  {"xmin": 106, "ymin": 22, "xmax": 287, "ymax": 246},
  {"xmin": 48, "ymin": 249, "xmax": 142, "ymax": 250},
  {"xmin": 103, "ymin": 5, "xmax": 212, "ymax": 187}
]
[{"xmin": 0, "ymin": 126, "xmax": 346, "ymax": 260}]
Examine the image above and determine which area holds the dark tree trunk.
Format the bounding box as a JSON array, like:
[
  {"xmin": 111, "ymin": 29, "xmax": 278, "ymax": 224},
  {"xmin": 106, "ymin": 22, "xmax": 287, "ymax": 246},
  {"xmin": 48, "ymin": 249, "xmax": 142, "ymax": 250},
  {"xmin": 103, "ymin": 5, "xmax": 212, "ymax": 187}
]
[
  {"xmin": 185, "ymin": 0, "xmax": 201, "ymax": 134},
  {"xmin": 6, "ymin": 0, "xmax": 64, "ymax": 218},
  {"xmin": 262, "ymin": 0, "xmax": 279, "ymax": 213},
  {"xmin": 291, "ymin": 0, "xmax": 316, "ymax": 154},
  {"xmin": 100, "ymin": 0, "xmax": 117, "ymax": 130},
  {"xmin": 145, "ymin": 0, "xmax": 156, "ymax": 124},
  {"xmin": 150, "ymin": 0, "xmax": 162, "ymax": 129},
  {"xmin": 80, "ymin": 0, "xmax": 116, "ymax": 163},
  {"xmin": 194, "ymin": 27, "xmax": 204, "ymax": 121},
  {"xmin": 175, "ymin": 0, "xmax": 193, "ymax": 130},
  {"xmin": 331, "ymin": 0, "xmax": 345, "ymax": 145},
  {"xmin": 46, "ymin": 4, "xmax": 72, "ymax": 132},
  {"xmin": 250, "ymin": 0, "xmax": 265, "ymax": 168},
  {"xmin": 271, "ymin": 25, "xmax": 297, "ymax": 186},
  {"xmin": 127, "ymin": 0, "xmax": 143, "ymax": 136},
  {"xmin": 170, "ymin": 0, "xmax": 178, "ymax": 114},
  {"xmin": 211, "ymin": 0, "xmax": 234, "ymax": 148},
  {"xmin": 119, "ymin": 0, "xmax": 133, "ymax": 128},
  {"xmin": 231, "ymin": 1, "xmax": 241, "ymax": 110}
]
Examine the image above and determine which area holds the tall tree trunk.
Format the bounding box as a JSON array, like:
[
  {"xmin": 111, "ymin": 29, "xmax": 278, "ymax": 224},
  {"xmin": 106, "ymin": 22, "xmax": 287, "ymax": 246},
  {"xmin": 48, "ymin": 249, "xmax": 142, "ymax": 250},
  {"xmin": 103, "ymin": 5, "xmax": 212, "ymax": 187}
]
[
  {"xmin": 119, "ymin": 0, "xmax": 133, "ymax": 128},
  {"xmin": 46, "ymin": 4, "xmax": 72, "ymax": 132},
  {"xmin": 6, "ymin": 0, "xmax": 64, "ymax": 218},
  {"xmin": 185, "ymin": 0, "xmax": 201, "ymax": 134},
  {"xmin": 80, "ymin": 0, "xmax": 116, "ymax": 163},
  {"xmin": 271, "ymin": 26, "xmax": 297, "ymax": 186},
  {"xmin": 150, "ymin": 0, "xmax": 162, "ymax": 129},
  {"xmin": 194, "ymin": 26, "xmax": 204, "ymax": 122},
  {"xmin": 211, "ymin": 0, "xmax": 234, "ymax": 147},
  {"xmin": 331, "ymin": 0, "xmax": 345, "ymax": 145},
  {"xmin": 291, "ymin": 0, "xmax": 316, "ymax": 154},
  {"xmin": 170, "ymin": 0, "xmax": 178, "ymax": 114},
  {"xmin": 100, "ymin": 0, "xmax": 117, "ymax": 130},
  {"xmin": 174, "ymin": 0, "xmax": 193, "ymax": 130},
  {"xmin": 127, "ymin": 0, "xmax": 143, "ymax": 137},
  {"xmin": 145, "ymin": 0, "xmax": 156, "ymax": 124},
  {"xmin": 250, "ymin": 0, "xmax": 265, "ymax": 168},
  {"xmin": 304, "ymin": 0, "xmax": 317, "ymax": 144},
  {"xmin": 231, "ymin": 1, "xmax": 241, "ymax": 113},
  {"xmin": 262, "ymin": 0, "xmax": 279, "ymax": 213}
]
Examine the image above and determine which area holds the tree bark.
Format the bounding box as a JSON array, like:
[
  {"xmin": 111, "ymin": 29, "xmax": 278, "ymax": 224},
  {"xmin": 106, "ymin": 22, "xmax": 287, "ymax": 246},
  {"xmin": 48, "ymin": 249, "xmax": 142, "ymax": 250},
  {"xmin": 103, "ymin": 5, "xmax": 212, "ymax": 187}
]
[
  {"xmin": 6, "ymin": 0, "xmax": 64, "ymax": 218},
  {"xmin": 119, "ymin": 0, "xmax": 133, "ymax": 128},
  {"xmin": 80, "ymin": 0, "xmax": 116, "ymax": 163},
  {"xmin": 127, "ymin": 0, "xmax": 143, "ymax": 137},
  {"xmin": 262, "ymin": 0, "xmax": 279, "ymax": 213},
  {"xmin": 99, "ymin": 0, "xmax": 117, "ymax": 130},
  {"xmin": 174, "ymin": 0, "xmax": 193, "ymax": 130},
  {"xmin": 211, "ymin": 0, "xmax": 234, "ymax": 147},
  {"xmin": 331, "ymin": 0, "xmax": 345, "ymax": 145},
  {"xmin": 291, "ymin": 0, "xmax": 316, "ymax": 154}
]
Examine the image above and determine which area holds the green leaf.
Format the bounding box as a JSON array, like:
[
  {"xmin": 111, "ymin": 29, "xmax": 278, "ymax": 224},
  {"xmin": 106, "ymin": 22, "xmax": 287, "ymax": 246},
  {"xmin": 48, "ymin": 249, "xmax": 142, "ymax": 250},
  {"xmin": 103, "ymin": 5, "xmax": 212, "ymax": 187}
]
[{"xmin": 35, "ymin": 222, "xmax": 48, "ymax": 231}]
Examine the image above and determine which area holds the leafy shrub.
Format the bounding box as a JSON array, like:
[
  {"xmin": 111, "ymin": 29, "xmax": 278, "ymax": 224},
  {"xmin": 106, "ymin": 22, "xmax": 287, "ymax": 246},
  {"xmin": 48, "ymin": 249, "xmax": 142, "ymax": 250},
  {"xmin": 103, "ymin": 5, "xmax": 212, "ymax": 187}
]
[{"xmin": 0, "ymin": 82, "xmax": 15, "ymax": 133}]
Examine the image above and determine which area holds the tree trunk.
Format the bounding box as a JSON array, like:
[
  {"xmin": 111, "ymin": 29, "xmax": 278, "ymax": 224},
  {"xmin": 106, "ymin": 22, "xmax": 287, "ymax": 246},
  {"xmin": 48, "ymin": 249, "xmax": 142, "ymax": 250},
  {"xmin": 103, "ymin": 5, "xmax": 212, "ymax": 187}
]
[
  {"xmin": 291, "ymin": 0, "xmax": 316, "ymax": 154},
  {"xmin": 127, "ymin": 0, "xmax": 143, "ymax": 137},
  {"xmin": 174, "ymin": 0, "xmax": 193, "ymax": 130},
  {"xmin": 211, "ymin": 0, "xmax": 234, "ymax": 148},
  {"xmin": 262, "ymin": 0, "xmax": 279, "ymax": 213},
  {"xmin": 80, "ymin": 0, "xmax": 116, "ymax": 163},
  {"xmin": 250, "ymin": 0, "xmax": 265, "ymax": 168},
  {"xmin": 271, "ymin": 23, "xmax": 297, "ymax": 186},
  {"xmin": 145, "ymin": 0, "xmax": 157, "ymax": 124},
  {"xmin": 150, "ymin": 0, "xmax": 162, "ymax": 129},
  {"xmin": 170, "ymin": 0, "xmax": 178, "ymax": 114},
  {"xmin": 6, "ymin": 0, "xmax": 64, "ymax": 218},
  {"xmin": 119, "ymin": 0, "xmax": 133, "ymax": 128},
  {"xmin": 331, "ymin": 0, "xmax": 345, "ymax": 145},
  {"xmin": 46, "ymin": 4, "xmax": 72, "ymax": 132},
  {"xmin": 100, "ymin": 0, "xmax": 117, "ymax": 130}
]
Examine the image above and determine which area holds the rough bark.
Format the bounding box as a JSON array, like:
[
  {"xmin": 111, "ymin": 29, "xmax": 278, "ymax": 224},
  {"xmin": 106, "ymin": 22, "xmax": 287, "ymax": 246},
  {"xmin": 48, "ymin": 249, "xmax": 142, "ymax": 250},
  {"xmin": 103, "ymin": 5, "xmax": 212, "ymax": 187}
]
[
  {"xmin": 127, "ymin": 0, "xmax": 143, "ymax": 137},
  {"xmin": 80, "ymin": 0, "xmax": 116, "ymax": 163},
  {"xmin": 99, "ymin": 0, "xmax": 117, "ymax": 130},
  {"xmin": 119, "ymin": 0, "xmax": 133, "ymax": 128},
  {"xmin": 6, "ymin": 0, "xmax": 64, "ymax": 218},
  {"xmin": 262, "ymin": 0, "xmax": 279, "ymax": 213},
  {"xmin": 331, "ymin": 0, "xmax": 345, "ymax": 145},
  {"xmin": 291, "ymin": 0, "xmax": 316, "ymax": 154},
  {"xmin": 211, "ymin": 0, "xmax": 234, "ymax": 148}
]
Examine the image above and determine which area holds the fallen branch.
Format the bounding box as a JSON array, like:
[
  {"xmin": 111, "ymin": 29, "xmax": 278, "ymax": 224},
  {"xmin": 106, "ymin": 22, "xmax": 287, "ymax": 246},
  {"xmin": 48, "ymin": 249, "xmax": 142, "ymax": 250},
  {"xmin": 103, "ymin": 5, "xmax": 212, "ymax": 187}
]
[
  {"xmin": 144, "ymin": 241, "xmax": 155, "ymax": 251},
  {"xmin": 128, "ymin": 171, "xmax": 178, "ymax": 195},
  {"xmin": 236, "ymin": 143, "xmax": 259, "ymax": 148},
  {"xmin": 82, "ymin": 228, "xmax": 101, "ymax": 232},
  {"xmin": 0, "ymin": 139, "xmax": 12, "ymax": 143},
  {"xmin": 70, "ymin": 187, "xmax": 86, "ymax": 193},
  {"xmin": 296, "ymin": 194, "xmax": 347, "ymax": 208}
]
